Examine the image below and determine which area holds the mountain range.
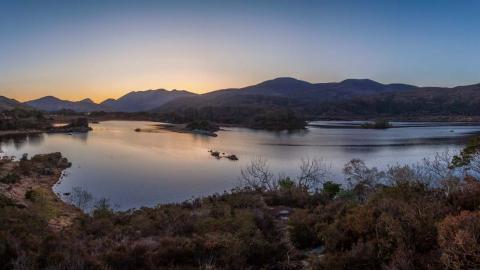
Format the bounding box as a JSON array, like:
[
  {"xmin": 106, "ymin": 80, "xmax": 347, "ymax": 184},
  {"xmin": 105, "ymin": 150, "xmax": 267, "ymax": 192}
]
[
  {"xmin": 0, "ymin": 96, "xmax": 29, "ymax": 111},
  {"xmin": 2, "ymin": 77, "xmax": 480, "ymax": 117},
  {"xmin": 154, "ymin": 78, "xmax": 417, "ymax": 112},
  {"xmin": 100, "ymin": 89, "xmax": 196, "ymax": 112},
  {"xmin": 24, "ymin": 96, "xmax": 110, "ymax": 112}
]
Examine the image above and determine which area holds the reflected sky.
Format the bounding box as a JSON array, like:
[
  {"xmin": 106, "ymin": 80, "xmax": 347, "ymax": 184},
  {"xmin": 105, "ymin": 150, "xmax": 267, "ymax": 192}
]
[{"xmin": 1, "ymin": 121, "xmax": 479, "ymax": 210}]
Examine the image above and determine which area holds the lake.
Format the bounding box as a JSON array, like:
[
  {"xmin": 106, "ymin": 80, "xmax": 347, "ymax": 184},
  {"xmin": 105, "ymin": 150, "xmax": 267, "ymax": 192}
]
[{"xmin": 1, "ymin": 120, "xmax": 479, "ymax": 210}]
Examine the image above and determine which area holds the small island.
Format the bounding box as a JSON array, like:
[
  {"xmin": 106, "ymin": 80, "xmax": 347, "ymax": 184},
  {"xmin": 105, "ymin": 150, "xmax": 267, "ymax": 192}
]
[
  {"xmin": 0, "ymin": 108, "xmax": 92, "ymax": 136},
  {"xmin": 361, "ymin": 119, "xmax": 393, "ymax": 129},
  {"xmin": 139, "ymin": 120, "xmax": 221, "ymax": 137},
  {"xmin": 185, "ymin": 120, "xmax": 220, "ymax": 136},
  {"xmin": 208, "ymin": 150, "xmax": 239, "ymax": 161}
]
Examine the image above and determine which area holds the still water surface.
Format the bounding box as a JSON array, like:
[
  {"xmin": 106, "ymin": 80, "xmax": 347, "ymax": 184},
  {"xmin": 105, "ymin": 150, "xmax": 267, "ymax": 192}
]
[{"xmin": 1, "ymin": 121, "xmax": 479, "ymax": 210}]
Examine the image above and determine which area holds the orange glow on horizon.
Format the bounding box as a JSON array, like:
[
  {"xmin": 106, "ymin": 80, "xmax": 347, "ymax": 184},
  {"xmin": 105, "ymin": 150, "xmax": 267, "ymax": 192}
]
[{"xmin": 6, "ymin": 76, "xmax": 260, "ymax": 103}]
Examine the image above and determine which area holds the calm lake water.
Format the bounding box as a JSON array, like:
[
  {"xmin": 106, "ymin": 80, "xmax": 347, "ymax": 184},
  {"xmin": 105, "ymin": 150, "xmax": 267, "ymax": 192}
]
[{"xmin": 1, "ymin": 120, "xmax": 479, "ymax": 210}]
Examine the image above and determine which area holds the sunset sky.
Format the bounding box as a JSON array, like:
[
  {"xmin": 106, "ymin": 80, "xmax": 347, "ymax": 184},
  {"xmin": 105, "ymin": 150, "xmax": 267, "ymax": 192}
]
[{"xmin": 1, "ymin": 0, "xmax": 480, "ymax": 102}]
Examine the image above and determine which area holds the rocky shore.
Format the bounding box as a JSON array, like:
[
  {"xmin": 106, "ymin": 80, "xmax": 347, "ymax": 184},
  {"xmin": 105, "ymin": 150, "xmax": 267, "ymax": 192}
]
[{"xmin": 0, "ymin": 153, "xmax": 82, "ymax": 231}]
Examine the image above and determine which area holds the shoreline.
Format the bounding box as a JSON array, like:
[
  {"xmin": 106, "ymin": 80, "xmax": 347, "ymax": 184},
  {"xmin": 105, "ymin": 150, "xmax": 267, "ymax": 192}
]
[
  {"xmin": 0, "ymin": 126, "xmax": 92, "ymax": 138},
  {"xmin": 0, "ymin": 129, "xmax": 44, "ymax": 137},
  {"xmin": 135, "ymin": 123, "xmax": 219, "ymax": 137},
  {"xmin": 0, "ymin": 153, "xmax": 82, "ymax": 232}
]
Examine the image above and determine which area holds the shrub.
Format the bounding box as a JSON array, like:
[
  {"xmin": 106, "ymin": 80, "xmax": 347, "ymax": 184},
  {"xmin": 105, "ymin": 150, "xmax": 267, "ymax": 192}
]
[
  {"xmin": 438, "ymin": 211, "xmax": 480, "ymax": 270},
  {"xmin": 322, "ymin": 181, "xmax": 341, "ymax": 199},
  {"xmin": 0, "ymin": 173, "xmax": 20, "ymax": 184},
  {"xmin": 289, "ymin": 210, "xmax": 321, "ymax": 249},
  {"xmin": 279, "ymin": 177, "xmax": 295, "ymax": 190},
  {"xmin": 25, "ymin": 188, "xmax": 58, "ymax": 220}
]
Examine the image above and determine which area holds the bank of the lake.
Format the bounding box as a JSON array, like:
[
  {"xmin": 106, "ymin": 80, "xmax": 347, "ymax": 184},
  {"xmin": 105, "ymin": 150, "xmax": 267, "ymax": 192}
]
[{"xmin": 0, "ymin": 153, "xmax": 82, "ymax": 231}]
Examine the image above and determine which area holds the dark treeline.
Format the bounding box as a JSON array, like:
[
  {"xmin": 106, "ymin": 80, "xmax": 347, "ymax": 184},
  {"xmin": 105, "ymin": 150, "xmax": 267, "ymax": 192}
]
[
  {"xmin": 0, "ymin": 109, "xmax": 50, "ymax": 131},
  {"xmin": 160, "ymin": 106, "xmax": 306, "ymax": 131},
  {"xmin": 308, "ymin": 95, "xmax": 480, "ymax": 117},
  {"xmin": 0, "ymin": 108, "xmax": 92, "ymax": 134},
  {"xmin": 86, "ymin": 106, "xmax": 307, "ymax": 131},
  {"xmin": 157, "ymin": 83, "xmax": 480, "ymax": 122}
]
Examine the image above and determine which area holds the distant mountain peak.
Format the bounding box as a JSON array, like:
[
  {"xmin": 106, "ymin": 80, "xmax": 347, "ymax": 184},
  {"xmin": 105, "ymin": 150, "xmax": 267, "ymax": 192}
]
[
  {"xmin": 103, "ymin": 88, "xmax": 197, "ymax": 112},
  {"xmin": 80, "ymin": 98, "xmax": 95, "ymax": 104},
  {"xmin": 39, "ymin": 95, "xmax": 62, "ymax": 101},
  {"xmin": 0, "ymin": 96, "xmax": 27, "ymax": 111},
  {"xmin": 339, "ymin": 78, "xmax": 382, "ymax": 85},
  {"xmin": 254, "ymin": 77, "xmax": 312, "ymax": 89},
  {"xmin": 260, "ymin": 77, "xmax": 310, "ymax": 84},
  {"xmin": 270, "ymin": 77, "xmax": 305, "ymax": 82},
  {"xmin": 25, "ymin": 96, "xmax": 108, "ymax": 112},
  {"xmin": 101, "ymin": 98, "xmax": 116, "ymax": 103}
]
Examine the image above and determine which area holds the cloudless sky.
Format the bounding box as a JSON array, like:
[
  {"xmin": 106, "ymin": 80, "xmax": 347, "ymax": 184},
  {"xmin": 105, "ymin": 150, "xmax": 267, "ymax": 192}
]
[{"xmin": 1, "ymin": 0, "xmax": 480, "ymax": 102}]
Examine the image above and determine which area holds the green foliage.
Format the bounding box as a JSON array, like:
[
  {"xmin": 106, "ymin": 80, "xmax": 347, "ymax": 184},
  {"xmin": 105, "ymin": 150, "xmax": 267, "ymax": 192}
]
[
  {"xmin": 0, "ymin": 173, "xmax": 19, "ymax": 184},
  {"xmin": 322, "ymin": 181, "xmax": 341, "ymax": 198},
  {"xmin": 451, "ymin": 136, "xmax": 480, "ymax": 168},
  {"xmin": 29, "ymin": 188, "xmax": 58, "ymax": 220},
  {"xmin": 278, "ymin": 176, "xmax": 295, "ymax": 190}
]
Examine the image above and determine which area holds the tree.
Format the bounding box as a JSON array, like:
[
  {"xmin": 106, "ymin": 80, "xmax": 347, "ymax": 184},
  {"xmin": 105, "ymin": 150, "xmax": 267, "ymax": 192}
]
[
  {"xmin": 297, "ymin": 157, "xmax": 330, "ymax": 190},
  {"xmin": 241, "ymin": 157, "xmax": 276, "ymax": 191},
  {"xmin": 451, "ymin": 137, "xmax": 480, "ymax": 169},
  {"xmin": 68, "ymin": 187, "xmax": 93, "ymax": 211},
  {"xmin": 343, "ymin": 159, "xmax": 384, "ymax": 201}
]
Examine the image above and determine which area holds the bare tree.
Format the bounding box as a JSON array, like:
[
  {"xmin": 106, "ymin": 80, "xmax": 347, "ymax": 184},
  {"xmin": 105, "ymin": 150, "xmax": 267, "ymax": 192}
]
[
  {"xmin": 240, "ymin": 157, "xmax": 276, "ymax": 191},
  {"xmin": 470, "ymin": 152, "xmax": 480, "ymax": 175},
  {"xmin": 343, "ymin": 159, "xmax": 384, "ymax": 201},
  {"xmin": 422, "ymin": 150, "xmax": 456, "ymax": 181},
  {"xmin": 344, "ymin": 159, "xmax": 383, "ymax": 188},
  {"xmin": 68, "ymin": 186, "xmax": 93, "ymax": 211},
  {"xmin": 385, "ymin": 164, "xmax": 418, "ymax": 186},
  {"xmin": 421, "ymin": 150, "xmax": 461, "ymax": 195},
  {"xmin": 297, "ymin": 157, "xmax": 330, "ymax": 190}
]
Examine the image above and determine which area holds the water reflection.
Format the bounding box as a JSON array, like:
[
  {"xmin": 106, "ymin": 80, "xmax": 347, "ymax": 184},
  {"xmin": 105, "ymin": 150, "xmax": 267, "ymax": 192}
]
[
  {"xmin": 0, "ymin": 133, "xmax": 45, "ymax": 151},
  {"xmin": 0, "ymin": 120, "xmax": 479, "ymax": 210}
]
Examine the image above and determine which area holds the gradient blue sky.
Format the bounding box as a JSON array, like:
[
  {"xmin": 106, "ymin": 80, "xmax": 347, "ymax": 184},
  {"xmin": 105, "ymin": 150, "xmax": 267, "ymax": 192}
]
[{"xmin": 1, "ymin": 0, "xmax": 480, "ymax": 102}]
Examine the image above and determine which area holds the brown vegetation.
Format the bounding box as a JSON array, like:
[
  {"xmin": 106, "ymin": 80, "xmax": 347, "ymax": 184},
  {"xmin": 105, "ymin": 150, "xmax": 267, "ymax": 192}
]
[{"xmin": 0, "ymin": 138, "xmax": 480, "ymax": 269}]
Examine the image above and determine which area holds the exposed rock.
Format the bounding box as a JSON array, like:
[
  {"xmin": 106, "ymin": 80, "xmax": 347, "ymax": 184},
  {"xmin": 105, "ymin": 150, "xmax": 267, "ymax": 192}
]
[
  {"xmin": 226, "ymin": 154, "xmax": 239, "ymax": 161},
  {"xmin": 209, "ymin": 150, "xmax": 221, "ymax": 159},
  {"xmin": 208, "ymin": 150, "xmax": 239, "ymax": 161}
]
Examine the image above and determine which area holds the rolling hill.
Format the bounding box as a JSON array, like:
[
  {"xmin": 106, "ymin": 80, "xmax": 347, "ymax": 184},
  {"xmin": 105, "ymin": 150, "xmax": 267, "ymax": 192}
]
[
  {"xmin": 0, "ymin": 96, "xmax": 30, "ymax": 111},
  {"xmin": 24, "ymin": 96, "xmax": 109, "ymax": 112},
  {"xmin": 154, "ymin": 77, "xmax": 418, "ymax": 112},
  {"xmin": 100, "ymin": 89, "xmax": 196, "ymax": 112}
]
